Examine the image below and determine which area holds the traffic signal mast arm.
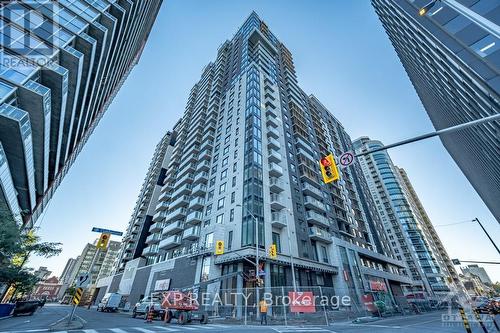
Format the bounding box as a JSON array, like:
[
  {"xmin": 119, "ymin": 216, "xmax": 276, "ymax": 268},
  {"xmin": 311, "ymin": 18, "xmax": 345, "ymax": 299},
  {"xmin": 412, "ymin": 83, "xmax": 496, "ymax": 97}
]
[{"xmin": 355, "ymin": 113, "xmax": 500, "ymax": 158}]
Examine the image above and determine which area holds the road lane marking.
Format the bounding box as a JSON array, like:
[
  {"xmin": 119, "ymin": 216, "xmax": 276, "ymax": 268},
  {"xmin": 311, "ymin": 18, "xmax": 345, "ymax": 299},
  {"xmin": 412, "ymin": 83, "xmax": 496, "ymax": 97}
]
[
  {"xmin": 109, "ymin": 329, "xmax": 128, "ymax": 333},
  {"xmin": 272, "ymin": 328, "xmax": 332, "ymax": 333},
  {"xmin": 186, "ymin": 325, "xmax": 214, "ymax": 329},
  {"xmin": 82, "ymin": 330, "xmax": 98, "ymax": 333},
  {"xmin": 207, "ymin": 325, "xmax": 230, "ymax": 328},
  {"xmin": 152, "ymin": 326, "xmax": 179, "ymax": 332},
  {"xmin": 350, "ymin": 323, "xmax": 402, "ymax": 328}
]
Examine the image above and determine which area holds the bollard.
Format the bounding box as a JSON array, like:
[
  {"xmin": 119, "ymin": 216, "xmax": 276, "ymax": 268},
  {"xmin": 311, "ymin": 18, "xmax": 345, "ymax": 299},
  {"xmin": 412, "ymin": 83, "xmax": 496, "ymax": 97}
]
[{"xmin": 458, "ymin": 307, "xmax": 472, "ymax": 333}]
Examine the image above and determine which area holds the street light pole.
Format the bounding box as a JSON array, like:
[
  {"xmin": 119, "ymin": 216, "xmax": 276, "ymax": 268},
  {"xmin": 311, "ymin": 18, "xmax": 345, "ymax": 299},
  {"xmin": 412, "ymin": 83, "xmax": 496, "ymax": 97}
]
[{"xmin": 474, "ymin": 218, "xmax": 500, "ymax": 256}]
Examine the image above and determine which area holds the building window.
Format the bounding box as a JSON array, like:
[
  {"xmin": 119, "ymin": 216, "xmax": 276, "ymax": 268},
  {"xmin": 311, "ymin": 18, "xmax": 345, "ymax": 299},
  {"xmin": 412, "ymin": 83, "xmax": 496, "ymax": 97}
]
[
  {"xmin": 233, "ymin": 162, "xmax": 237, "ymax": 172},
  {"xmin": 210, "ymin": 177, "xmax": 216, "ymax": 187},
  {"xmin": 219, "ymin": 183, "xmax": 226, "ymax": 194},
  {"xmin": 231, "ymin": 191, "xmax": 235, "ymax": 203},
  {"xmin": 234, "ymin": 150, "xmax": 238, "ymax": 159},
  {"xmin": 272, "ymin": 232, "xmax": 281, "ymax": 252},
  {"xmin": 216, "ymin": 213, "xmax": 224, "ymax": 224},
  {"xmin": 201, "ymin": 256, "xmax": 211, "ymax": 282},
  {"xmin": 205, "ymin": 232, "xmax": 214, "ymax": 248},
  {"xmin": 232, "ymin": 176, "xmax": 237, "ymax": 187},
  {"xmin": 223, "ymin": 146, "xmax": 230, "ymax": 155},
  {"xmin": 205, "ymin": 204, "xmax": 212, "ymax": 216},
  {"xmin": 208, "ymin": 190, "xmax": 214, "ymax": 200},
  {"xmin": 230, "ymin": 208, "xmax": 234, "ymax": 221},
  {"xmin": 222, "ymin": 157, "xmax": 229, "ymax": 167},
  {"xmin": 217, "ymin": 198, "xmax": 225, "ymax": 209},
  {"xmin": 321, "ymin": 246, "xmax": 329, "ymax": 263},
  {"xmin": 221, "ymin": 169, "xmax": 228, "ymax": 179},
  {"xmin": 228, "ymin": 231, "xmax": 233, "ymax": 250}
]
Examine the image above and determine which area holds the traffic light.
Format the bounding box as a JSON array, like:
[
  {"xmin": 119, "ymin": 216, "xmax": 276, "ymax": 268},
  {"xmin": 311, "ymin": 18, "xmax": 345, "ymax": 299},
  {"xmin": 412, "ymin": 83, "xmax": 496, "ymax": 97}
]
[
  {"xmin": 319, "ymin": 154, "xmax": 339, "ymax": 183},
  {"xmin": 96, "ymin": 233, "xmax": 110, "ymax": 249},
  {"xmin": 268, "ymin": 244, "xmax": 277, "ymax": 259},
  {"xmin": 215, "ymin": 240, "xmax": 224, "ymax": 255}
]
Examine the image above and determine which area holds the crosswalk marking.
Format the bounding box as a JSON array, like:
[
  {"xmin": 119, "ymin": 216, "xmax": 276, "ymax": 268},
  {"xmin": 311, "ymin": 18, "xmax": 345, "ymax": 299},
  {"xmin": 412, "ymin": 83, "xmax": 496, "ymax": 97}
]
[
  {"xmin": 132, "ymin": 328, "xmax": 157, "ymax": 333},
  {"xmin": 184, "ymin": 325, "xmax": 213, "ymax": 329},
  {"xmin": 152, "ymin": 326, "xmax": 179, "ymax": 332},
  {"xmin": 83, "ymin": 330, "xmax": 99, "ymax": 333},
  {"xmin": 109, "ymin": 329, "xmax": 128, "ymax": 333},
  {"xmin": 272, "ymin": 327, "xmax": 332, "ymax": 333}
]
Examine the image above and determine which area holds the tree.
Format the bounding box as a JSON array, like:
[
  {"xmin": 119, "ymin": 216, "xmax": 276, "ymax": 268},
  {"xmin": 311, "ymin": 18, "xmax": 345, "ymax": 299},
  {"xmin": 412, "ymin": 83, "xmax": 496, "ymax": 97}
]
[{"xmin": 0, "ymin": 209, "xmax": 62, "ymax": 301}]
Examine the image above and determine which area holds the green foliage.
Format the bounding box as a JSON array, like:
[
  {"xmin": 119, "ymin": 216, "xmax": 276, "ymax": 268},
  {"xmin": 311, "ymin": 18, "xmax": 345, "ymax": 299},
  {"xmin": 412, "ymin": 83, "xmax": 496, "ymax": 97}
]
[{"xmin": 0, "ymin": 209, "xmax": 62, "ymax": 299}]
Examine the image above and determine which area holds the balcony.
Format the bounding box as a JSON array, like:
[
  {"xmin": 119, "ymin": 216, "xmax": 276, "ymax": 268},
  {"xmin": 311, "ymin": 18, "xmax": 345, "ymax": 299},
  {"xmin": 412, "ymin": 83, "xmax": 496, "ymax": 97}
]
[
  {"xmin": 268, "ymin": 150, "xmax": 282, "ymax": 163},
  {"xmin": 199, "ymin": 150, "xmax": 211, "ymax": 161},
  {"xmin": 142, "ymin": 245, "xmax": 159, "ymax": 255},
  {"xmin": 302, "ymin": 183, "xmax": 322, "ymax": 200},
  {"xmin": 269, "ymin": 163, "xmax": 283, "ymax": 177},
  {"xmin": 269, "ymin": 177, "xmax": 284, "ymax": 193},
  {"xmin": 170, "ymin": 183, "xmax": 192, "ymax": 199},
  {"xmin": 189, "ymin": 197, "xmax": 205, "ymax": 210},
  {"xmin": 165, "ymin": 207, "xmax": 187, "ymax": 222},
  {"xmin": 271, "ymin": 212, "xmax": 287, "ymax": 229},
  {"xmin": 196, "ymin": 160, "xmax": 211, "ymax": 172},
  {"xmin": 177, "ymin": 162, "xmax": 196, "ymax": 178},
  {"xmin": 149, "ymin": 221, "xmax": 164, "ymax": 232},
  {"xmin": 159, "ymin": 235, "xmax": 182, "ymax": 250},
  {"xmin": 169, "ymin": 195, "xmax": 190, "ymax": 210},
  {"xmin": 267, "ymin": 127, "xmax": 279, "ymax": 139},
  {"xmin": 185, "ymin": 211, "xmax": 203, "ymax": 226},
  {"xmin": 152, "ymin": 211, "xmax": 167, "ymax": 222},
  {"xmin": 200, "ymin": 140, "xmax": 214, "ymax": 152},
  {"xmin": 308, "ymin": 227, "xmax": 332, "ymax": 243},
  {"xmin": 163, "ymin": 220, "xmax": 184, "ymax": 235},
  {"xmin": 266, "ymin": 108, "xmax": 278, "ymax": 118},
  {"xmin": 176, "ymin": 173, "xmax": 194, "ymax": 187},
  {"xmin": 304, "ymin": 196, "xmax": 326, "ymax": 212},
  {"xmin": 267, "ymin": 138, "xmax": 281, "ymax": 150},
  {"xmin": 183, "ymin": 226, "xmax": 201, "ymax": 241},
  {"xmin": 145, "ymin": 233, "xmax": 161, "ymax": 244},
  {"xmin": 191, "ymin": 183, "xmax": 207, "ymax": 196},
  {"xmin": 193, "ymin": 172, "xmax": 209, "ymax": 185},
  {"xmin": 270, "ymin": 193, "xmax": 286, "ymax": 210},
  {"xmin": 266, "ymin": 115, "xmax": 279, "ymax": 128},
  {"xmin": 306, "ymin": 211, "xmax": 330, "ymax": 228}
]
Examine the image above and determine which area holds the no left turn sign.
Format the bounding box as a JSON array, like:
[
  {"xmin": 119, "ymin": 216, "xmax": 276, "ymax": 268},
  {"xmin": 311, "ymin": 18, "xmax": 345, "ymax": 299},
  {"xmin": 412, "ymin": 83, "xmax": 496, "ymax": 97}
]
[{"xmin": 339, "ymin": 151, "xmax": 355, "ymax": 168}]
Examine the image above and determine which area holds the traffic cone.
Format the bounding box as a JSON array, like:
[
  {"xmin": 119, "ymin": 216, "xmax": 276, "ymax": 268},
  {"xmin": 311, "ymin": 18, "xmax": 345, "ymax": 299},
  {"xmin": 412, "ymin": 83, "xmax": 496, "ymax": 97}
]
[{"xmin": 145, "ymin": 306, "xmax": 154, "ymax": 323}]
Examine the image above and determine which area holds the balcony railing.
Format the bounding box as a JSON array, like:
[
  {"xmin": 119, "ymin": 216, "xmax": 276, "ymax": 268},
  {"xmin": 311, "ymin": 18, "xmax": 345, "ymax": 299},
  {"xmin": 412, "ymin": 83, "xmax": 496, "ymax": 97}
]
[
  {"xmin": 270, "ymin": 193, "xmax": 286, "ymax": 210},
  {"xmin": 306, "ymin": 211, "xmax": 330, "ymax": 228},
  {"xmin": 304, "ymin": 196, "xmax": 326, "ymax": 212},
  {"xmin": 185, "ymin": 211, "xmax": 203, "ymax": 226},
  {"xmin": 308, "ymin": 227, "xmax": 332, "ymax": 243},
  {"xmin": 269, "ymin": 163, "xmax": 283, "ymax": 177},
  {"xmin": 269, "ymin": 177, "xmax": 284, "ymax": 193},
  {"xmin": 159, "ymin": 235, "xmax": 182, "ymax": 250},
  {"xmin": 183, "ymin": 226, "xmax": 201, "ymax": 240},
  {"xmin": 271, "ymin": 212, "xmax": 287, "ymax": 229},
  {"xmin": 163, "ymin": 220, "xmax": 184, "ymax": 235}
]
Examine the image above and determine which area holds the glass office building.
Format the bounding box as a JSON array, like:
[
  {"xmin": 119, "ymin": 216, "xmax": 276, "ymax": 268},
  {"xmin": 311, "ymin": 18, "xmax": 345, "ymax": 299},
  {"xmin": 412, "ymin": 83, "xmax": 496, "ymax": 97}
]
[
  {"xmin": 0, "ymin": 0, "xmax": 163, "ymax": 227},
  {"xmin": 354, "ymin": 137, "xmax": 458, "ymax": 295},
  {"xmin": 372, "ymin": 0, "xmax": 500, "ymax": 222}
]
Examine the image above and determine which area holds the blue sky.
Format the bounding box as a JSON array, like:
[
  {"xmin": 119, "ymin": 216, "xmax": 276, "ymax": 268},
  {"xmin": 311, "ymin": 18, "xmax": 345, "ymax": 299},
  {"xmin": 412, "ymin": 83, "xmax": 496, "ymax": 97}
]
[{"xmin": 29, "ymin": 0, "xmax": 499, "ymax": 282}]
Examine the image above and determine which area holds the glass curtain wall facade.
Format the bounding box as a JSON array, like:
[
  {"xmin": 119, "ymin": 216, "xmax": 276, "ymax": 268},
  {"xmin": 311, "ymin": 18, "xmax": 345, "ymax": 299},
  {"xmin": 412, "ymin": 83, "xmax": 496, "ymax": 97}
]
[
  {"xmin": 354, "ymin": 137, "xmax": 454, "ymax": 295},
  {"xmin": 0, "ymin": 0, "xmax": 163, "ymax": 227},
  {"xmin": 372, "ymin": 0, "xmax": 500, "ymax": 222}
]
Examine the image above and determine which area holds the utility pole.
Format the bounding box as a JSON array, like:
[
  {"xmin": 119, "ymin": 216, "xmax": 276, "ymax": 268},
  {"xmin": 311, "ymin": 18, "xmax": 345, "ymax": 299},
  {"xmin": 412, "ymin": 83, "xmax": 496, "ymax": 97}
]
[{"xmin": 474, "ymin": 218, "xmax": 500, "ymax": 256}]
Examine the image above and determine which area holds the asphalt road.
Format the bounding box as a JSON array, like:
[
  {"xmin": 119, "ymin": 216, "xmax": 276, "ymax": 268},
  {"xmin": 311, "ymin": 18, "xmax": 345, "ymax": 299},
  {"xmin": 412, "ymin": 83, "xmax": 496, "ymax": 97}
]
[{"xmin": 0, "ymin": 304, "xmax": 498, "ymax": 333}]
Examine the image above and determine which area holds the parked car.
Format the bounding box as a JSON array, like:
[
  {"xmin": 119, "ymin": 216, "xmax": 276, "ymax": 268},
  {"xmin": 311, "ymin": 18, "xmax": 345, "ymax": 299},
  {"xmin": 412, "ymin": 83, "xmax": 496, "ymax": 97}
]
[
  {"xmin": 97, "ymin": 293, "xmax": 122, "ymax": 312},
  {"xmin": 132, "ymin": 296, "xmax": 165, "ymax": 319}
]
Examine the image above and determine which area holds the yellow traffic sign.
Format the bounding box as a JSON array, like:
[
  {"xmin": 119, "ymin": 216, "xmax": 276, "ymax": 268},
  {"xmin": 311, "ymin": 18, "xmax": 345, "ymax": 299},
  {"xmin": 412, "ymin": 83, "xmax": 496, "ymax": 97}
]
[
  {"xmin": 73, "ymin": 287, "xmax": 83, "ymax": 305},
  {"xmin": 269, "ymin": 244, "xmax": 277, "ymax": 259},
  {"xmin": 319, "ymin": 154, "xmax": 339, "ymax": 183},
  {"xmin": 215, "ymin": 240, "xmax": 224, "ymax": 255},
  {"xmin": 96, "ymin": 233, "xmax": 110, "ymax": 249}
]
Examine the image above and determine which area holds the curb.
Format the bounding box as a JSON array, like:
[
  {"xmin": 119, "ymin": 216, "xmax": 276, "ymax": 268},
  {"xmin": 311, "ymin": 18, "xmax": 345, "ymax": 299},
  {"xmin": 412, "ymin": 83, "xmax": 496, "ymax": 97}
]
[
  {"xmin": 48, "ymin": 315, "xmax": 84, "ymax": 331},
  {"xmin": 0, "ymin": 315, "xmax": 12, "ymax": 320}
]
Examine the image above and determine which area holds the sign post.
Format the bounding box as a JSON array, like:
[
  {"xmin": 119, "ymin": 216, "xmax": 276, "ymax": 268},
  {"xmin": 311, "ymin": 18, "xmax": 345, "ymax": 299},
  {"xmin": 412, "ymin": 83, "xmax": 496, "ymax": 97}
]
[{"xmin": 68, "ymin": 287, "xmax": 83, "ymax": 324}]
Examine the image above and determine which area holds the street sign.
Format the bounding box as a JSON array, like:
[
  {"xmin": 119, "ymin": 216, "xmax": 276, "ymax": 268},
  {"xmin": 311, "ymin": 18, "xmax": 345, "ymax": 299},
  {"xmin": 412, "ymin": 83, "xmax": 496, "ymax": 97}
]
[
  {"xmin": 92, "ymin": 227, "xmax": 123, "ymax": 236},
  {"xmin": 289, "ymin": 291, "xmax": 316, "ymax": 313},
  {"xmin": 76, "ymin": 272, "xmax": 91, "ymax": 288},
  {"xmin": 215, "ymin": 240, "xmax": 224, "ymax": 255},
  {"xmin": 72, "ymin": 287, "xmax": 83, "ymax": 305},
  {"xmin": 96, "ymin": 233, "xmax": 110, "ymax": 249},
  {"xmin": 339, "ymin": 151, "xmax": 355, "ymax": 168},
  {"xmin": 319, "ymin": 154, "xmax": 340, "ymax": 183}
]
